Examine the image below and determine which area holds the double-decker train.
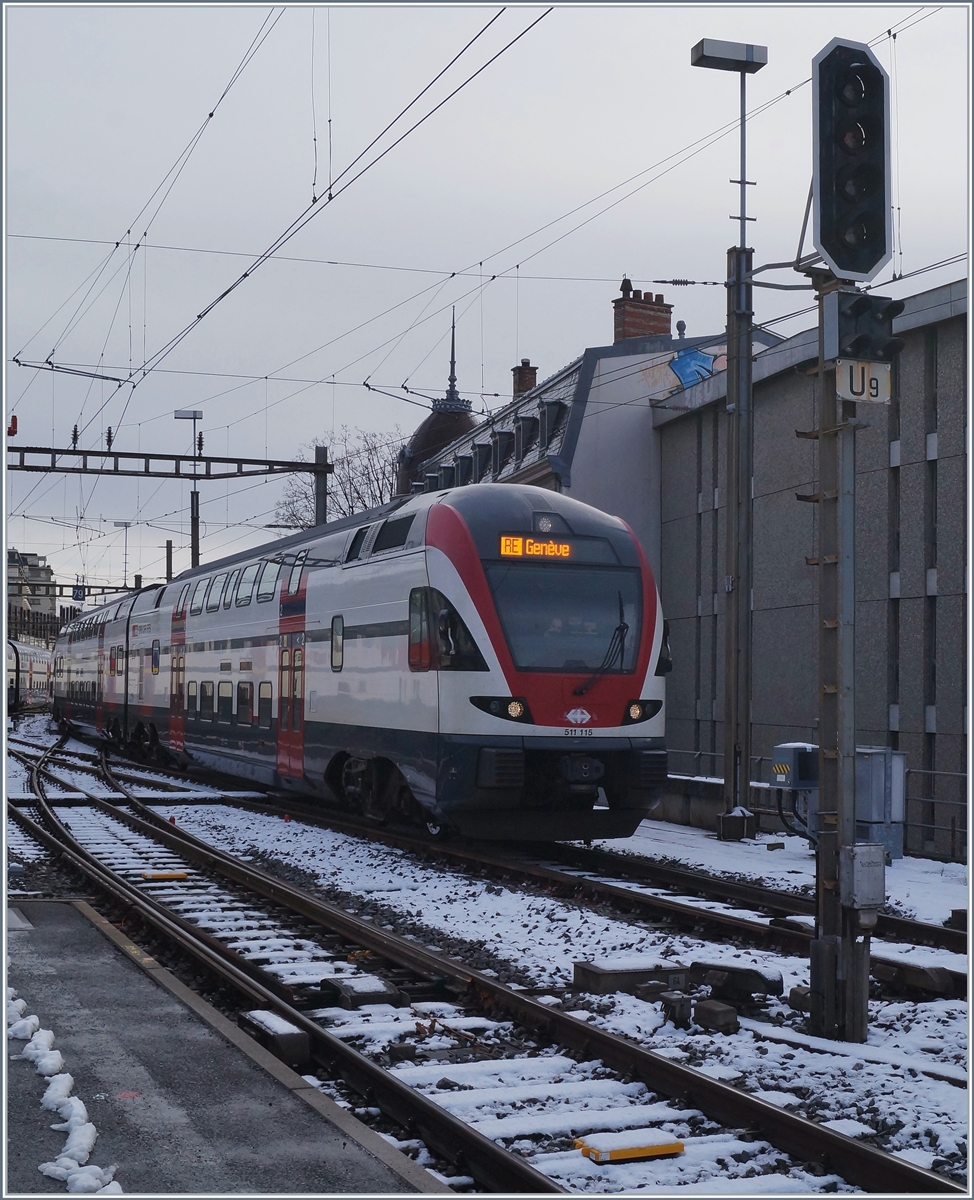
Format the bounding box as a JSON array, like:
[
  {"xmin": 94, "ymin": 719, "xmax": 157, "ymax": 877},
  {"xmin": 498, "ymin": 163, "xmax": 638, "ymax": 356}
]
[
  {"xmin": 53, "ymin": 484, "xmax": 670, "ymax": 839},
  {"xmin": 7, "ymin": 640, "xmax": 54, "ymax": 713}
]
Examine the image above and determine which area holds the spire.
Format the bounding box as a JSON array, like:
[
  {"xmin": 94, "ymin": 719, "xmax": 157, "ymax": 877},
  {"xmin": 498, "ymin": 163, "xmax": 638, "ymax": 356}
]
[{"xmin": 433, "ymin": 308, "xmax": 472, "ymax": 412}]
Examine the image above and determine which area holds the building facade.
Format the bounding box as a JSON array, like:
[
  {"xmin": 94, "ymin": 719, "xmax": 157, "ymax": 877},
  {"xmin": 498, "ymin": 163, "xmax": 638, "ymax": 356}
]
[{"xmin": 7, "ymin": 548, "xmax": 57, "ymax": 615}]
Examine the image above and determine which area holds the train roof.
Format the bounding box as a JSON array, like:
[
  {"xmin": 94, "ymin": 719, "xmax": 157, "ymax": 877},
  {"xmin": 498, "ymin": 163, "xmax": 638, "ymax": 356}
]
[{"xmin": 62, "ymin": 483, "xmax": 636, "ymax": 631}]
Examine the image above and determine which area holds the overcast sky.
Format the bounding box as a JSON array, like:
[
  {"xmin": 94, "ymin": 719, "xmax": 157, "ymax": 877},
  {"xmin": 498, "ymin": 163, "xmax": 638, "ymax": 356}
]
[{"xmin": 4, "ymin": 3, "xmax": 970, "ymax": 593}]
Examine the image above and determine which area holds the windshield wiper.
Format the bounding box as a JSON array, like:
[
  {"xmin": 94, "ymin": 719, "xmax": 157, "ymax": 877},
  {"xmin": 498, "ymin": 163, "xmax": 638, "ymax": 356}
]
[{"xmin": 573, "ymin": 591, "xmax": 628, "ymax": 696}]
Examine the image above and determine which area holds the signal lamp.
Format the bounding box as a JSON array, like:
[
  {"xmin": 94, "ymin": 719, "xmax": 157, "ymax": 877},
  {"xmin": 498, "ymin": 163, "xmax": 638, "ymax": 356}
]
[{"xmin": 824, "ymin": 289, "xmax": 906, "ymax": 363}]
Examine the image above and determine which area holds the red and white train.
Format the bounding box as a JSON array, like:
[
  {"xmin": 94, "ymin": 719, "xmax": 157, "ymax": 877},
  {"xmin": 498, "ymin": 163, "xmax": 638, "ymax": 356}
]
[{"xmin": 53, "ymin": 484, "xmax": 670, "ymax": 839}]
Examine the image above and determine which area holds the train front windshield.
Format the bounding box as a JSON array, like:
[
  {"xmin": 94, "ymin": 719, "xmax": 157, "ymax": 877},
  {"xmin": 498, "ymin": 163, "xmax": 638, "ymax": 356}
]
[{"xmin": 484, "ymin": 563, "xmax": 641, "ymax": 672}]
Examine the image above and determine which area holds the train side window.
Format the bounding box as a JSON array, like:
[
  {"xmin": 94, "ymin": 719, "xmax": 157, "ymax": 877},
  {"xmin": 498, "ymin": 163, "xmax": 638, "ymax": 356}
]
[
  {"xmin": 116, "ymin": 645, "xmax": 125, "ymax": 671},
  {"xmin": 217, "ymin": 681, "xmax": 233, "ymax": 722},
  {"xmin": 256, "ymin": 560, "xmax": 282, "ymax": 602},
  {"xmin": 408, "ymin": 588, "xmax": 431, "ymax": 671},
  {"xmin": 200, "ymin": 681, "xmax": 214, "ymax": 720},
  {"xmin": 205, "ymin": 573, "xmax": 228, "ymax": 612},
  {"xmin": 429, "ymin": 589, "xmax": 489, "ymax": 672},
  {"xmin": 258, "ymin": 682, "xmax": 272, "ymax": 728},
  {"xmin": 237, "ymin": 682, "xmax": 253, "ymax": 725},
  {"xmin": 345, "ymin": 526, "xmax": 370, "ymax": 562},
  {"xmin": 109, "ymin": 648, "xmax": 116, "ymax": 676},
  {"xmin": 235, "ymin": 563, "xmax": 260, "ymax": 607},
  {"xmin": 176, "ymin": 583, "xmax": 191, "ymax": 614},
  {"xmin": 190, "ymin": 579, "xmax": 208, "ymax": 615},
  {"xmin": 330, "ymin": 615, "xmax": 344, "ymax": 671},
  {"xmin": 151, "ymin": 640, "xmax": 160, "ymax": 675},
  {"xmin": 187, "ymin": 681, "xmax": 197, "ymax": 716},
  {"xmin": 372, "ymin": 515, "xmax": 415, "ymax": 554},
  {"xmin": 287, "ymin": 549, "xmax": 308, "ymax": 596},
  {"xmin": 222, "ymin": 569, "xmax": 240, "ymax": 609}
]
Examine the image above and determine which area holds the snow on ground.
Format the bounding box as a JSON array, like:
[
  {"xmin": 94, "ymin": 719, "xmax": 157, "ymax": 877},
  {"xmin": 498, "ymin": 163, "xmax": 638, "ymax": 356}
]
[
  {"xmin": 597, "ymin": 819, "xmax": 967, "ymax": 927},
  {"xmin": 6, "ymin": 986, "xmax": 122, "ymax": 1193},
  {"xmin": 5, "ymin": 754, "xmax": 32, "ymax": 797},
  {"xmin": 150, "ymin": 803, "xmax": 968, "ymax": 1181},
  {"xmin": 7, "ymin": 817, "xmax": 48, "ymax": 863}
]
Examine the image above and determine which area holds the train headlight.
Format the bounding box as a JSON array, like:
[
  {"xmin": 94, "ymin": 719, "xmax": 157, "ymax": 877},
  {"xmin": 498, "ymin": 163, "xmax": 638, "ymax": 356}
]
[
  {"xmin": 622, "ymin": 699, "xmax": 663, "ymax": 725},
  {"xmin": 470, "ymin": 696, "xmax": 533, "ymax": 723}
]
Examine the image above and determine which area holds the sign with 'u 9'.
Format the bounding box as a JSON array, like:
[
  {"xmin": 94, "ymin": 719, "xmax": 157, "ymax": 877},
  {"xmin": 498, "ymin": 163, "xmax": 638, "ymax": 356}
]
[{"xmin": 835, "ymin": 358, "xmax": 891, "ymax": 404}]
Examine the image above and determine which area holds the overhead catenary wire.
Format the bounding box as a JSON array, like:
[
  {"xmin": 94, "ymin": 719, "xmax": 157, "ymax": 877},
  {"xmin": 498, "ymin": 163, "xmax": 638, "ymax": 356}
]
[
  {"xmin": 9, "ymin": 7, "xmax": 956, "ymax": 572},
  {"xmin": 126, "ymin": 8, "xmax": 538, "ymax": 388},
  {"xmin": 16, "ymin": 7, "xmax": 286, "ymax": 369}
]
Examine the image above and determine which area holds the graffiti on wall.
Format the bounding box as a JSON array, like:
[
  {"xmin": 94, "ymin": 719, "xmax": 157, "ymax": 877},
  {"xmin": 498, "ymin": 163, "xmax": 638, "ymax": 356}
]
[{"xmin": 637, "ymin": 340, "xmax": 728, "ymax": 402}]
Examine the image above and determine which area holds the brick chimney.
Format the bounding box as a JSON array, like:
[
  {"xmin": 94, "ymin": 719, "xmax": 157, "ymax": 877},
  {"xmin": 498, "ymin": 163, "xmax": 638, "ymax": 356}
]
[
  {"xmin": 512, "ymin": 358, "xmax": 538, "ymax": 398},
  {"xmin": 612, "ymin": 277, "xmax": 673, "ymax": 342}
]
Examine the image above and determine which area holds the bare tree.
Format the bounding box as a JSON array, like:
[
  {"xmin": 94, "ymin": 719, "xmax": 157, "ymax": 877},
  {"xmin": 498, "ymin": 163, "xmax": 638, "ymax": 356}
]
[{"xmin": 274, "ymin": 426, "xmax": 405, "ymax": 530}]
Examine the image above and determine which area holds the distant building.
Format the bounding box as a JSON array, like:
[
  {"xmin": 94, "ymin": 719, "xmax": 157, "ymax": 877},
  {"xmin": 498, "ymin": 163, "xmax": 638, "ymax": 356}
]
[
  {"xmin": 7, "ymin": 548, "xmax": 57, "ymax": 616},
  {"xmin": 407, "ymin": 276, "xmax": 968, "ymax": 861}
]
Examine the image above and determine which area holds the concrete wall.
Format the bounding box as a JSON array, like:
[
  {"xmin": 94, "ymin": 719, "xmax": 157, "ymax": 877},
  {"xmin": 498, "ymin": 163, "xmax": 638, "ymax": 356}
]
[
  {"xmin": 566, "ymin": 353, "xmax": 663, "ymax": 574},
  {"xmin": 657, "ymin": 289, "xmax": 967, "ymax": 860}
]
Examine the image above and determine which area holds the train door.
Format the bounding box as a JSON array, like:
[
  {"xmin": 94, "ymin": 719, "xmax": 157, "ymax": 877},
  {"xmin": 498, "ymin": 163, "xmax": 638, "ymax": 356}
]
[
  {"xmin": 96, "ymin": 621, "xmax": 106, "ymax": 732},
  {"xmin": 275, "ymin": 635, "xmax": 305, "ymax": 778},
  {"xmin": 8, "ymin": 642, "xmax": 20, "ymax": 712},
  {"xmin": 169, "ymin": 583, "xmax": 189, "ymax": 752},
  {"xmin": 276, "ymin": 550, "xmax": 308, "ymax": 781}
]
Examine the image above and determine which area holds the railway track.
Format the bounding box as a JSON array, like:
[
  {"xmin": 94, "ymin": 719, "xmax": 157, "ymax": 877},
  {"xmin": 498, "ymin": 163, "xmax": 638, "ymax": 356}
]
[
  {"xmin": 15, "ymin": 736, "xmax": 964, "ymax": 943},
  {"xmin": 10, "ymin": 737, "xmax": 967, "ymax": 1003},
  {"xmin": 7, "ymin": 739, "xmax": 964, "ymax": 1193}
]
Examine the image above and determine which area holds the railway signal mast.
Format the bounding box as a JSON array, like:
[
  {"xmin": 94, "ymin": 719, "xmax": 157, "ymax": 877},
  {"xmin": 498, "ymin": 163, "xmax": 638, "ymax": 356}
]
[{"xmin": 808, "ymin": 38, "xmax": 903, "ymax": 1042}]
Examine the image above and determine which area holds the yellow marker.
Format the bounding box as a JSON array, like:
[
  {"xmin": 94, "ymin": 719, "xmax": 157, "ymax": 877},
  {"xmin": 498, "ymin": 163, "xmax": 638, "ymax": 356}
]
[
  {"xmin": 574, "ymin": 1130, "xmax": 684, "ymax": 1164},
  {"xmin": 140, "ymin": 871, "xmax": 188, "ymax": 881}
]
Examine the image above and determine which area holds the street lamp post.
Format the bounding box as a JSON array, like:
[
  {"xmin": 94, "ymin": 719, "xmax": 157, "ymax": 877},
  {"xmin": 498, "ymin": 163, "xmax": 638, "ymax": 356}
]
[
  {"xmin": 691, "ymin": 38, "xmax": 767, "ymax": 835},
  {"xmin": 174, "ymin": 410, "xmax": 203, "ymax": 568},
  {"xmin": 113, "ymin": 520, "xmax": 131, "ymax": 589}
]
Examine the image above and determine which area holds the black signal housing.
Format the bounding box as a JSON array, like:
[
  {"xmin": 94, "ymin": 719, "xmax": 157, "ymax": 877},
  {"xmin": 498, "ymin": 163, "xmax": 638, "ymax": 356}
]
[{"xmin": 813, "ymin": 39, "xmax": 891, "ymax": 282}]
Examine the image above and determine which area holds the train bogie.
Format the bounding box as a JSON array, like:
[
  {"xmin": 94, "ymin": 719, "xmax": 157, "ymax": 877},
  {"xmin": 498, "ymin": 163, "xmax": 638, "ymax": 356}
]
[{"xmin": 54, "ymin": 484, "xmax": 669, "ymax": 840}]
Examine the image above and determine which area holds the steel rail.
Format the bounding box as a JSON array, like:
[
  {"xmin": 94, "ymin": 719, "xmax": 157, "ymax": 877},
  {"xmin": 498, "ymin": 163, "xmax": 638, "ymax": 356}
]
[
  {"xmin": 7, "ymin": 781, "xmax": 562, "ymax": 1193},
  {"xmin": 127, "ymin": 779, "xmax": 964, "ymax": 994},
  {"xmin": 77, "ymin": 756, "xmax": 968, "ymax": 1194},
  {"xmin": 14, "ymin": 742, "xmax": 967, "ymax": 998},
  {"xmin": 24, "ymin": 735, "xmax": 966, "ymax": 952},
  {"xmin": 537, "ymin": 841, "xmax": 967, "ymax": 955}
]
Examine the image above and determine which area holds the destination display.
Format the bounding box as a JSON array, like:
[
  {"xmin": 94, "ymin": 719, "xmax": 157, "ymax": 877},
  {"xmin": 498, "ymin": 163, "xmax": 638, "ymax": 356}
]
[{"xmin": 500, "ymin": 535, "xmax": 572, "ymax": 559}]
